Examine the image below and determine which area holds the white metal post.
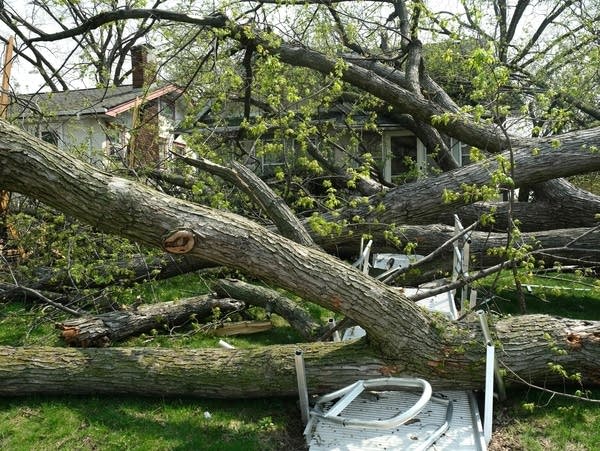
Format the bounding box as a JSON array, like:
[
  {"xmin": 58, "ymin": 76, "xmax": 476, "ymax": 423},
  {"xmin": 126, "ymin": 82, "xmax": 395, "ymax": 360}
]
[
  {"xmin": 484, "ymin": 343, "xmax": 495, "ymax": 444},
  {"xmin": 295, "ymin": 350, "xmax": 310, "ymax": 426}
]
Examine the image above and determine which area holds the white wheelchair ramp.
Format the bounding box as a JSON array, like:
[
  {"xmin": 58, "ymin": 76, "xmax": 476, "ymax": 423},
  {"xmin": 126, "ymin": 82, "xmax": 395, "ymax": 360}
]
[{"xmin": 307, "ymin": 388, "xmax": 486, "ymax": 451}]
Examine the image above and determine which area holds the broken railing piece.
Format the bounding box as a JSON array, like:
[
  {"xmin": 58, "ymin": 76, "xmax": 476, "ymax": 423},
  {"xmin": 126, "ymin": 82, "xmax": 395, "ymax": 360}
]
[{"xmin": 212, "ymin": 320, "xmax": 272, "ymax": 336}]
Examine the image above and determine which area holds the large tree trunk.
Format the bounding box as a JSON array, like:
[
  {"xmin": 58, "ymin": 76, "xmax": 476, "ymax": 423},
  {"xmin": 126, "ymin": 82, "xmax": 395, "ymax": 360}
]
[
  {"xmin": 0, "ymin": 315, "xmax": 598, "ymax": 397},
  {"xmin": 333, "ymin": 127, "xmax": 600, "ymax": 226},
  {"xmin": 1, "ymin": 120, "xmax": 600, "ymax": 391},
  {"xmin": 0, "ymin": 120, "xmax": 439, "ymax": 360},
  {"xmin": 317, "ymin": 223, "xmax": 600, "ymax": 276},
  {"xmin": 447, "ymin": 178, "xmax": 600, "ymax": 232}
]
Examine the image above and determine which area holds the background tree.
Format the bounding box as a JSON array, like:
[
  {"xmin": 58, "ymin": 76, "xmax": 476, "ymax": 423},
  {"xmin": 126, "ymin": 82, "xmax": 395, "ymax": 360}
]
[{"xmin": 0, "ymin": 0, "xmax": 167, "ymax": 90}]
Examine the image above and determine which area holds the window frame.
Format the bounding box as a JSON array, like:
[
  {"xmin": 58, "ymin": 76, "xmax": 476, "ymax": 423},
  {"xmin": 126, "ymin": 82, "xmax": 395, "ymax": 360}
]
[{"xmin": 381, "ymin": 130, "xmax": 427, "ymax": 182}]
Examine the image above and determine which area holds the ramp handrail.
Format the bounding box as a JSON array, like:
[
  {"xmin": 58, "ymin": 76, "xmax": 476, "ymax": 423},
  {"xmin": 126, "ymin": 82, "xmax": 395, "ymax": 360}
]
[{"xmin": 309, "ymin": 377, "xmax": 432, "ymax": 429}]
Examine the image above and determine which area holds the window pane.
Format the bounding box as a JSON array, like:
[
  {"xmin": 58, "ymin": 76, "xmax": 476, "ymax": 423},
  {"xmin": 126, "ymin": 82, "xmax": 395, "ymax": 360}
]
[
  {"xmin": 41, "ymin": 130, "xmax": 59, "ymax": 146},
  {"xmin": 390, "ymin": 135, "xmax": 417, "ymax": 176}
]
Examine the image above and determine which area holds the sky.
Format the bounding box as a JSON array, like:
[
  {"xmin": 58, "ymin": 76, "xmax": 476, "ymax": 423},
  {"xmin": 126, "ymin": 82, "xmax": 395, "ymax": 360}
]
[{"xmin": 1, "ymin": 0, "xmax": 551, "ymax": 94}]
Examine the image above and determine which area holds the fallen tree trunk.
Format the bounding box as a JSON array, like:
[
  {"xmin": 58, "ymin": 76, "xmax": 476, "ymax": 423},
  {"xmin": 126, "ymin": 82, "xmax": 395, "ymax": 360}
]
[
  {"xmin": 57, "ymin": 296, "xmax": 244, "ymax": 347},
  {"xmin": 1, "ymin": 314, "xmax": 599, "ymax": 397},
  {"xmin": 333, "ymin": 127, "xmax": 600, "ymax": 226},
  {"xmin": 55, "ymin": 282, "xmax": 324, "ymax": 346},
  {"xmin": 19, "ymin": 222, "xmax": 599, "ymax": 294},
  {"xmin": 447, "ymin": 178, "xmax": 600, "ymax": 232},
  {"xmin": 317, "ymin": 223, "xmax": 600, "ymax": 269},
  {"xmin": 175, "ymin": 154, "xmax": 315, "ymax": 247},
  {"xmin": 1, "ymin": 120, "xmax": 600, "ymax": 387}
]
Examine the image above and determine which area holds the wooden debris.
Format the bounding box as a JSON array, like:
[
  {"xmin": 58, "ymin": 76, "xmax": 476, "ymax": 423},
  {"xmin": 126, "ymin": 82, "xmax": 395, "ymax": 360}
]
[{"xmin": 212, "ymin": 320, "xmax": 272, "ymax": 336}]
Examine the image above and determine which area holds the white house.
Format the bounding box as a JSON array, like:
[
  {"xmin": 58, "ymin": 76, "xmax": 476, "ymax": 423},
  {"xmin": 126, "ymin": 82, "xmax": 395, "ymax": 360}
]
[
  {"xmin": 189, "ymin": 102, "xmax": 472, "ymax": 182},
  {"xmin": 10, "ymin": 46, "xmax": 187, "ymax": 170}
]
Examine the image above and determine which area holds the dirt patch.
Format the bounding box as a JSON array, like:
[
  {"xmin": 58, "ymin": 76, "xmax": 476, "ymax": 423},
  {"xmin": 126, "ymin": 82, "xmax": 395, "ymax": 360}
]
[
  {"xmin": 488, "ymin": 405, "xmax": 523, "ymax": 451},
  {"xmin": 489, "ymin": 428, "xmax": 523, "ymax": 450}
]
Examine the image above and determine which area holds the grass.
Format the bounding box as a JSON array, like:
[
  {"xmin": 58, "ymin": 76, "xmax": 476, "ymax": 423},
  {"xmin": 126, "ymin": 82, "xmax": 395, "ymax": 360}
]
[
  {"xmin": 490, "ymin": 388, "xmax": 600, "ymax": 451},
  {"xmin": 1, "ymin": 270, "xmax": 599, "ymax": 450},
  {"xmin": 0, "ymin": 273, "xmax": 310, "ymax": 450},
  {"xmin": 479, "ymin": 269, "xmax": 600, "ymax": 450},
  {"xmin": 0, "ymin": 395, "xmax": 304, "ymax": 450},
  {"xmin": 475, "ymin": 269, "xmax": 600, "ymax": 319}
]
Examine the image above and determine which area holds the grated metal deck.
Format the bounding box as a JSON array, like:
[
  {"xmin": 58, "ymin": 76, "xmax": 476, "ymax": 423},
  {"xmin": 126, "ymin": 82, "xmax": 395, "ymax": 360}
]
[{"xmin": 308, "ymin": 390, "xmax": 486, "ymax": 451}]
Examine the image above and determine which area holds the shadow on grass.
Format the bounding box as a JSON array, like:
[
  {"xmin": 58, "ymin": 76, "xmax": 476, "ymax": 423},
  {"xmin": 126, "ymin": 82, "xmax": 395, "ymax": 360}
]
[{"xmin": 0, "ymin": 395, "xmax": 307, "ymax": 451}]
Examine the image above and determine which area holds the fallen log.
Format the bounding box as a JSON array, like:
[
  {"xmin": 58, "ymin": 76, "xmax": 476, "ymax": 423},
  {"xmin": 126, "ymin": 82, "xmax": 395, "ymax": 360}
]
[
  {"xmin": 214, "ymin": 278, "xmax": 324, "ymax": 340},
  {"xmin": 2, "ymin": 314, "xmax": 600, "ymax": 397},
  {"xmin": 2, "ymin": 121, "xmax": 600, "ymax": 391},
  {"xmin": 57, "ymin": 296, "xmax": 244, "ymax": 347}
]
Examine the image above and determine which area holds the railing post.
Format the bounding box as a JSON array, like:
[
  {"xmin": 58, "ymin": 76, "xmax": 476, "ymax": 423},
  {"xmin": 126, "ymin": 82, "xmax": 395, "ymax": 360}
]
[{"xmin": 295, "ymin": 349, "xmax": 310, "ymax": 426}]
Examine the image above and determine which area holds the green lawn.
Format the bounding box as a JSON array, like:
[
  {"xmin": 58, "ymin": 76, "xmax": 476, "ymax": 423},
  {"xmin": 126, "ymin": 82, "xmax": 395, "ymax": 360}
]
[
  {"xmin": 0, "ymin": 395, "xmax": 304, "ymax": 450},
  {"xmin": 476, "ymin": 269, "xmax": 600, "ymax": 319},
  {"xmin": 0, "ymin": 270, "xmax": 599, "ymax": 450},
  {"xmin": 490, "ymin": 388, "xmax": 600, "ymax": 451}
]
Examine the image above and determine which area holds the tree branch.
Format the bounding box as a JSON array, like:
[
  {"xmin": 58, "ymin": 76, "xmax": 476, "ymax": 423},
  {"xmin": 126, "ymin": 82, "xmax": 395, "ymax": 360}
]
[
  {"xmin": 28, "ymin": 9, "xmax": 228, "ymax": 43},
  {"xmin": 173, "ymin": 152, "xmax": 315, "ymax": 247}
]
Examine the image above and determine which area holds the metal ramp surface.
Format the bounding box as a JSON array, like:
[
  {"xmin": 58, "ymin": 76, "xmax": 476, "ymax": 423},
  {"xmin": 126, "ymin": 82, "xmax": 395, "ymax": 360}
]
[
  {"xmin": 308, "ymin": 390, "xmax": 486, "ymax": 451},
  {"xmin": 302, "ymin": 215, "xmax": 494, "ymax": 450}
]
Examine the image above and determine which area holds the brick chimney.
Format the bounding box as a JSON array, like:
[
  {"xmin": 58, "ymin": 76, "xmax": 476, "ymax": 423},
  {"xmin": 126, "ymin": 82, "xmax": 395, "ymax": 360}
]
[{"xmin": 131, "ymin": 45, "xmax": 154, "ymax": 88}]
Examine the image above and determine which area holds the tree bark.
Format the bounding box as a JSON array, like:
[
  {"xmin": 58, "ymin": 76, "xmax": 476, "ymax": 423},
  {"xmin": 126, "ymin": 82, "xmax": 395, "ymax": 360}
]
[
  {"xmin": 175, "ymin": 154, "xmax": 315, "ymax": 247},
  {"xmin": 55, "ymin": 280, "xmax": 326, "ymax": 346},
  {"xmin": 447, "ymin": 178, "xmax": 600, "ymax": 232},
  {"xmin": 1, "ymin": 314, "xmax": 598, "ymax": 397},
  {"xmin": 57, "ymin": 296, "xmax": 245, "ymax": 347},
  {"xmin": 275, "ymin": 42, "xmax": 509, "ymax": 152},
  {"xmin": 0, "ymin": 119, "xmax": 437, "ymax": 361},
  {"xmin": 316, "ymin": 223, "xmax": 600, "ymax": 269},
  {"xmin": 333, "ymin": 127, "xmax": 600, "ymax": 225}
]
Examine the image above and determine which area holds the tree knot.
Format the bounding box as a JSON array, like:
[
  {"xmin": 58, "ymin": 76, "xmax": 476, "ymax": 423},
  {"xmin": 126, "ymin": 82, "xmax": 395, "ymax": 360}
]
[
  {"xmin": 566, "ymin": 332, "xmax": 583, "ymax": 350},
  {"xmin": 163, "ymin": 229, "xmax": 196, "ymax": 254}
]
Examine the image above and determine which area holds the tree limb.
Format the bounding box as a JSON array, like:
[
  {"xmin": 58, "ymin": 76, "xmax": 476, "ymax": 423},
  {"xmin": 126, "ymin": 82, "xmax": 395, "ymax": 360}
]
[{"xmin": 174, "ymin": 152, "xmax": 315, "ymax": 247}]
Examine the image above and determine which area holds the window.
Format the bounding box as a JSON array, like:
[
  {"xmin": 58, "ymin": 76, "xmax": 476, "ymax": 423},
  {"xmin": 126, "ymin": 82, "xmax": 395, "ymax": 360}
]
[
  {"xmin": 450, "ymin": 138, "xmax": 471, "ymax": 166},
  {"xmin": 159, "ymin": 98, "xmax": 176, "ymax": 121},
  {"xmin": 390, "ymin": 135, "xmax": 418, "ymax": 175},
  {"xmin": 41, "ymin": 130, "xmax": 59, "ymax": 147},
  {"xmin": 105, "ymin": 131, "xmax": 129, "ymax": 160},
  {"xmin": 382, "ymin": 131, "xmax": 426, "ymax": 182},
  {"xmin": 238, "ymin": 137, "xmax": 293, "ymax": 175}
]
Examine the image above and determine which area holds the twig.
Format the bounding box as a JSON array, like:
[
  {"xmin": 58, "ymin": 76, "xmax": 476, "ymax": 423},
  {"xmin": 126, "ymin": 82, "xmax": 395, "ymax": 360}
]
[
  {"xmin": 383, "ymin": 220, "xmax": 479, "ymax": 284},
  {"xmin": 7, "ymin": 284, "xmax": 84, "ymax": 317},
  {"xmin": 0, "ymin": 252, "xmax": 18, "ymax": 284},
  {"xmin": 500, "ymin": 360, "xmax": 600, "ymax": 403},
  {"xmin": 408, "ymin": 259, "xmax": 510, "ymax": 302},
  {"xmin": 318, "ymin": 317, "xmax": 353, "ymax": 341}
]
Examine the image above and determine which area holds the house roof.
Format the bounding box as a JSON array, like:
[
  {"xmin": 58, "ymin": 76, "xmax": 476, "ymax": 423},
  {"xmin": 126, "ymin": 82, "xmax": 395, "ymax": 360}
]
[{"xmin": 10, "ymin": 83, "xmax": 182, "ymax": 120}]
